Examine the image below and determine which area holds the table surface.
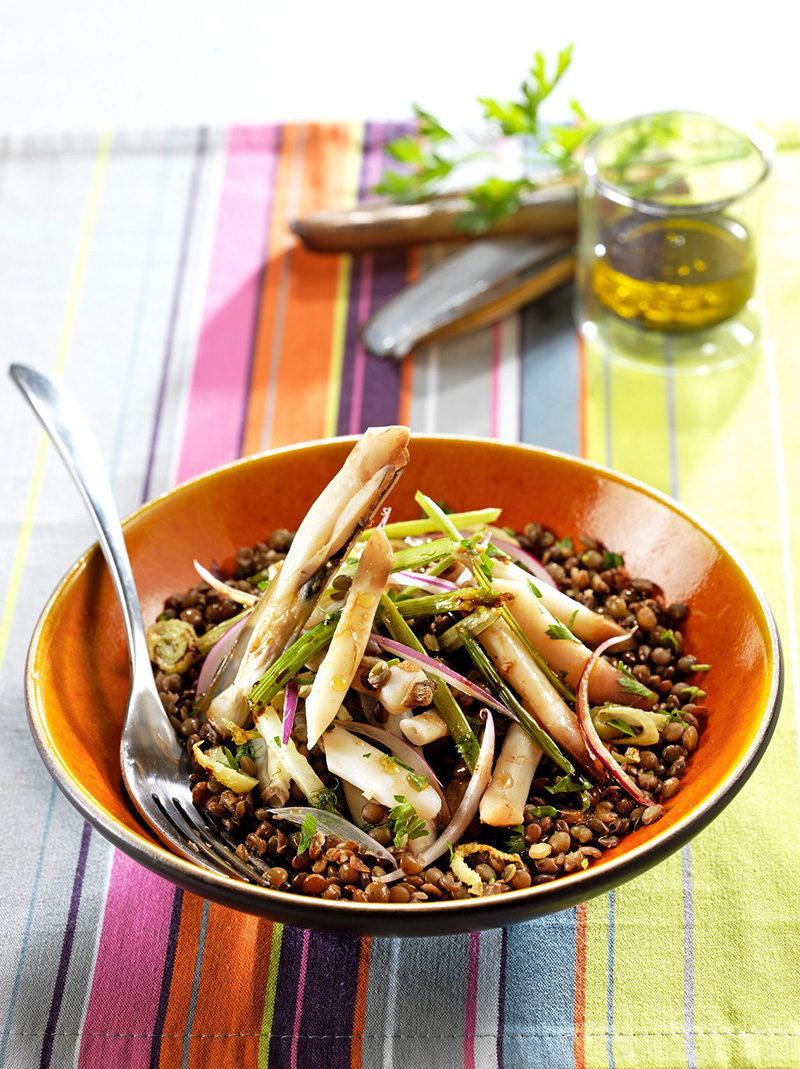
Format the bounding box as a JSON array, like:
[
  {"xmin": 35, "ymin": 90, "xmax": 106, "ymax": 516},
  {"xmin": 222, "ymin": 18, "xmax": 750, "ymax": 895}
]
[{"xmin": 2, "ymin": 15, "xmax": 800, "ymax": 1068}]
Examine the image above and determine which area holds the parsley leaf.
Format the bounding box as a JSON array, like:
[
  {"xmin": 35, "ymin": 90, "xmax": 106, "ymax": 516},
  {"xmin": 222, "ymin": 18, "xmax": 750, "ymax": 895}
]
[
  {"xmin": 385, "ymin": 755, "xmax": 428, "ymax": 792},
  {"xmin": 506, "ymin": 824, "xmax": 526, "ymax": 854},
  {"xmin": 602, "ymin": 549, "xmax": 624, "ymax": 569},
  {"xmin": 221, "ymin": 747, "xmax": 240, "ymax": 771},
  {"xmin": 389, "ymin": 796, "xmax": 428, "ymax": 848},
  {"xmin": 616, "ymin": 661, "xmax": 658, "ymax": 702},
  {"xmin": 659, "ymin": 628, "xmax": 679, "ymax": 651},
  {"xmin": 545, "ymin": 620, "xmax": 576, "ymax": 641},
  {"xmin": 296, "ymin": 813, "xmax": 317, "ymax": 855},
  {"xmin": 525, "ymin": 805, "xmax": 558, "ymax": 819},
  {"xmin": 603, "ymin": 717, "xmax": 637, "ymax": 737}
]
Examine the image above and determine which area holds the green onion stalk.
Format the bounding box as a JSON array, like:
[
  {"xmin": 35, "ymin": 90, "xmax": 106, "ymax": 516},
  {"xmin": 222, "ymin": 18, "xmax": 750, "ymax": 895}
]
[{"xmin": 414, "ymin": 491, "xmax": 576, "ymax": 703}]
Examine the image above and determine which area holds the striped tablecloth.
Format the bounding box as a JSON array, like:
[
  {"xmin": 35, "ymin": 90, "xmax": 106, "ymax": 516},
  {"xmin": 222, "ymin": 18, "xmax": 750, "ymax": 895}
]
[{"xmin": 1, "ymin": 123, "xmax": 799, "ymax": 1069}]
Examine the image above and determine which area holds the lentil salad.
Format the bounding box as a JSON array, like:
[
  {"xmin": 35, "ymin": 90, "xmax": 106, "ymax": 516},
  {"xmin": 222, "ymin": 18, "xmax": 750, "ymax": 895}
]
[{"xmin": 146, "ymin": 429, "xmax": 708, "ymax": 903}]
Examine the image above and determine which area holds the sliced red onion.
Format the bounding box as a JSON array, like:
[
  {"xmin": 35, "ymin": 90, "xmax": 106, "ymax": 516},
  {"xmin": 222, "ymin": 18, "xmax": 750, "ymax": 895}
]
[
  {"xmin": 282, "ymin": 680, "xmax": 299, "ymax": 746},
  {"xmin": 576, "ymin": 635, "xmax": 654, "ymax": 806},
  {"xmin": 266, "ymin": 806, "xmax": 399, "ymax": 869},
  {"xmin": 192, "ymin": 558, "xmax": 259, "ymax": 605},
  {"xmin": 388, "ymin": 570, "xmax": 458, "ymax": 594},
  {"xmin": 380, "ymin": 711, "xmax": 496, "ymax": 882},
  {"xmin": 370, "ymin": 634, "xmax": 514, "ymax": 721},
  {"xmin": 196, "ymin": 616, "xmax": 250, "ymax": 700},
  {"xmin": 378, "ymin": 507, "xmax": 392, "ymax": 528},
  {"xmin": 489, "ymin": 537, "xmax": 558, "ymax": 588},
  {"xmin": 343, "ymin": 721, "xmax": 451, "ymax": 825}
]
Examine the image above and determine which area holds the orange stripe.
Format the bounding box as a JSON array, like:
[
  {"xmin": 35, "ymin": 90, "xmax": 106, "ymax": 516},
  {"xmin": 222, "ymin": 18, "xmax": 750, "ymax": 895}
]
[
  {"xmin": 350, "ymin": 936, "xmax": 372, "ymax": 1068},
  {"xmin": 243, "ymin": 122, "xmax": 357, "ymax": 454},
  {"xmin": 397, "ymin": 246, "xmax": 419, "ymax": 426},
  {"xmin": 573, "ymin": 901, "xmax": 588, "ymax": 1069},
  {"xmin": 267, "ymin": 122, "xmax": 355, "ymax": 449},
  {"xmin": 159, "ymin": 893, "xmax": 206, "ymax": 1066},
  {"xmin": 182, "ymin": 906, "xmax": 274, "ymax": 1067}
]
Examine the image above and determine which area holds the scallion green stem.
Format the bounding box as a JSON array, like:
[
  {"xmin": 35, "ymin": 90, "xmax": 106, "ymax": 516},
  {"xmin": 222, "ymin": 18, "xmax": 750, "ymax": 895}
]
[
  {"xmin": 390, "ymin": 538, "xmax": 459, "ymax": 574},
  {"xmin": 249, "ymin": 613, "xmax": 340, "ymax": 710},
  {"xmin": 368, "ymin": 508, "xmax": 501, "ymax": 540},
  {"xmin": 394, "ymin": 588, "xmax": 509, "ymax": 618},
  {"xmin": 437, "ymin": 606, "xmax": 501, "ymax": 654},
  {"xmin": 379, "ymin": 593, "xmax": 479, "ymax": 771},
  {"xmin": 415, "ymin": 491, "xmax": 575, "ymax": 703},
  {"xmin": 460, "ymin": 629, "xmax": 577, "ymax": 777},
  {"xmin": 197, "ymin": 610, "xmax": 251, "ymax": 657}
]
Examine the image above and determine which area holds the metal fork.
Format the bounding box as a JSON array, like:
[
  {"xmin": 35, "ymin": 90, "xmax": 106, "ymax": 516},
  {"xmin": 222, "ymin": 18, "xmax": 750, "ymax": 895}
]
[{"xmin": 10, "ymin": 364, "xmax": 267, "ymax": 887}]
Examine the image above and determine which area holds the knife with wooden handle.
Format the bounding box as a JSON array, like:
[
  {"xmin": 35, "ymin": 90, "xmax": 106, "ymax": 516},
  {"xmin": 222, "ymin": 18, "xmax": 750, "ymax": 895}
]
[
  {"xmin": 360, "ymin": 235, "xmax": 576, "ymax": 359},
  {"xmin": 291, "ymin": 179, "xmax": 578, "ymax": 253}
]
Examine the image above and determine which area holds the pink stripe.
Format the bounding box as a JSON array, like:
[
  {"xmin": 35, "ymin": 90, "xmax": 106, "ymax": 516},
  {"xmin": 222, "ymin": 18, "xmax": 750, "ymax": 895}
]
[
  {"xmin": 290, "ymin": 928, "xmax": 311, "ymax": 1069},
  {"xmin": 348, "ymin": 125, "xmax": 386, "ymax": 434},
  {"xmin": 464, "ymin": 931, "xmax": 481, "ymax": 1069},
  {"xmin": 177, "ymin": 126, "xmax": 279, "ymax": 482},
  {"xmin": 489, "ymin": 321, "xmax": 502, "ymax": 438},
  {"xmin": 78, "ymin": 854, "xmax": 175, "ymax": 1067}
]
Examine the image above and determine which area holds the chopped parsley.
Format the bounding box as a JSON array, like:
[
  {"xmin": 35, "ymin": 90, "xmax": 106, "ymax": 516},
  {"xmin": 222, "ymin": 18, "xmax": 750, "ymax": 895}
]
[
  {"xmin": 603, "ymin": 717, "xmax": 637, "ymax": 737},
  {"xmin": 546, "ymin": 620, "xmax": 576, "ymax": 641},
  {"xmin": 389, "ymin": 795, "xmax": 428, "ymax": 848},
  {"xmin": 506, "ymin": 824, "xmax": 526, "ymax": 853},
  {"xmin": 581, "ymin": 857, "xmax": 589, "ymax": 870},
  {"xmin": 234, "ymin": 739, "xmax": 256, "ymax": 764},
  {"xmin": 616, "ymin": 661, "xmax": 658, "ymax": 702},
  {"xmin": 525, "ymin": 805, "xmax": 558, "ymax": 819},
  {"xmin": 221, "ymin": 746, "xmax": 240, "ymax": 771},
  {"xmin": 296, "ymin": 813, "xmax": 317, "ymax": 855},
  {"xmin": 602, "ymin": 548, "xmax": 624, "ymax": 569},
  {"xmin": 676, "ymin": 685, "xmax": 707, "ymax": 701},
  {"xmin": 553, "ymin": 536, "xmax": 573, "ymax": 552},
  {"xmin": 527, "ymin": 579, "xmax": 543, "ymax": 599},
  {"xmin": 659, "ymin": 628, "xmax": 679, "ymax": 651},
  {"xmin": 384, "ymin": 755, "xmax": 428, "ymax": 792}
]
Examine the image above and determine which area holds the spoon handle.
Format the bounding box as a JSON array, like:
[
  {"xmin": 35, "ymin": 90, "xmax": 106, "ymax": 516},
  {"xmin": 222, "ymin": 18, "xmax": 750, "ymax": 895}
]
[{"xmin": 9, "ymin": 364, "xmax": 150, "ymax": 675}]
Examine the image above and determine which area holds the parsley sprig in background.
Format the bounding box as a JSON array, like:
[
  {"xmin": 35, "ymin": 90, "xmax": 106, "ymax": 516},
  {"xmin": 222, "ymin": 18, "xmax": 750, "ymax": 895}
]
[{"xmin": 374, "ymin": 45, "xmax": 598, "ymax": 234}]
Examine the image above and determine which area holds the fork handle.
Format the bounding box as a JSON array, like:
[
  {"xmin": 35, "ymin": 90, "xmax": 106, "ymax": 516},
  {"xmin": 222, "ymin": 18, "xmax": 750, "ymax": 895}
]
[{"xmin": 9, "ymin": 364, "xmax": 151, "ymax": 678}]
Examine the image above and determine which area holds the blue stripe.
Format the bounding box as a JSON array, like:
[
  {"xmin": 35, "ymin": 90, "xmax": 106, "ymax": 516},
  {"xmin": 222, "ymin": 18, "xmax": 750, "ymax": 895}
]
[
  {"xmin": 520, "ymin": 283, "xmax": 580, "ymax": 453},
  {"xmin": 501, "ymin": 911, "xmax": 578, "ymax": 1069},
  {"xmin": 0, "ymin": 783, "xmax": 57, "ymax": 1068},
  {"xmin": 181, "ymin": 899, "xmax": 210, "ymax": 1069}
]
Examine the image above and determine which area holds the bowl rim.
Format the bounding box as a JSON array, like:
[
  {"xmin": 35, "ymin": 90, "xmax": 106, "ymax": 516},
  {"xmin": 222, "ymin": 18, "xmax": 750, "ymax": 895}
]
[{"xmin": 24, "ymin": 434, "xmax": 783, "ymax": 933}]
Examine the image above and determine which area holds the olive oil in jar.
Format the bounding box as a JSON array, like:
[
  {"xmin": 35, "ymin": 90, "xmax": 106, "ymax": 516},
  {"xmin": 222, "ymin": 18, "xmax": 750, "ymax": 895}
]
[{"xmin": 592, "ymin": 215, "xmax": 755, "ymax": 332}]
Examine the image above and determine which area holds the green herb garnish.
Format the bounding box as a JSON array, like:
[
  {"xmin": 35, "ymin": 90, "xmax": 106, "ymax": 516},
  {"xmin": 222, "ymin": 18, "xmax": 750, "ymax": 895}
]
[
  {"xmin": 385, "ymin": 755, "xmax": 428, "ymax": 793},
  {"xmin": 602, "ymin": 549, "xmax": 624, "ymax": 570},
  {"xmin": 376, "ymin": 46, "xmax": 597, "ymax": 233},
  {"xmin": 526, "ymin": 805, "xmax": 558, "ymax": 818},
  {"xmin": 506, "ymin": 824, "xmax": 526, "ymax": 854},
  {"xmin": 221, "ymin": 746, "xmax": 239, "ymax": 771},
  {"xmin": 603, "ymin": 717, "xmax": 637, "ymax": 737},
  {"xmin": 659, "ymin": 628, "xmax": 679, "ymax": 651},
  {"xmin": 296, "ymin": 813, "xmax": 317, "ymax": 855},
  {"xmin": 389, "ymin": 796, "xmax": 428, "ymax": 848},
  {"xmin": 545, "ymin": 620, "xmax": 577, "ymax": 641},
  {"xmin": 616, "ymin": 661, "xmax": 658, "ymax": 703}
]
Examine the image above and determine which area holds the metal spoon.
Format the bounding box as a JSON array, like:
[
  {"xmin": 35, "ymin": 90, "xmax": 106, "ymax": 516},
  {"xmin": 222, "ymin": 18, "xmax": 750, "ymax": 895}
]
[{"xmin": 10, "ymin": 364, "xmax": 266, "ymax": 885}]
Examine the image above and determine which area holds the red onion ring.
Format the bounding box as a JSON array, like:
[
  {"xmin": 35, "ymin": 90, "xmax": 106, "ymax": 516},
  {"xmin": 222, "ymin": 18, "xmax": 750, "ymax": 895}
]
[
  {"xmin": 489, "ymin": 537, "xmax": 558, "ymax": 588},
  {"xmin": 369, "ymin": 634, "xmax": 514, "ymax": 720},
  {"xmin": 389, "ymin": 570, "xmax": 458, "ymax": 594},
  {"xmin": 196, "ymin": 616, "xmax": 250, "ymax": 700},
  {"xmin": 576, "ymin": 635, "xmax": 654, "ymax": 806}
]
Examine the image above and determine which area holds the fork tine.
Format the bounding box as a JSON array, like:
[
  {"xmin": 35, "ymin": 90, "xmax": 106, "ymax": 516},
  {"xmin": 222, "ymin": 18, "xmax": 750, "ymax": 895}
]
[
  {"xmin": 151, "ymin": 794, "xmax": 256, "ymax": 884},
  {"xmin": 170, "ymin": 797, "xmax": 270, "ymax": 887}
]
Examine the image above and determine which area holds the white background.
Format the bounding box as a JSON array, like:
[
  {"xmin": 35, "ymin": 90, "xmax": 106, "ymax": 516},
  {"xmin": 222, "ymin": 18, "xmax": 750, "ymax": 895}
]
[{"xmin": 0, "ymin": 1, "xmax": 785, "ymax": 134}]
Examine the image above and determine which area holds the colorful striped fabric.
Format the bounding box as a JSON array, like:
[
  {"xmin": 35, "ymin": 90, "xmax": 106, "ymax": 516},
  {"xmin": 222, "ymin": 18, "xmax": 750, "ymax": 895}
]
[{"xmin": 1, "ymin": 124, "xmax": 799, "ymax": 1068}]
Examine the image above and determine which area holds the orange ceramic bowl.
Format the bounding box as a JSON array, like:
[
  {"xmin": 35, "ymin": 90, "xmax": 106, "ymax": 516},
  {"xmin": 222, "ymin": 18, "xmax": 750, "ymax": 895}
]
[{"xmin": 25, "ymin": 436, "xmax": 781, "ymax": 936}]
